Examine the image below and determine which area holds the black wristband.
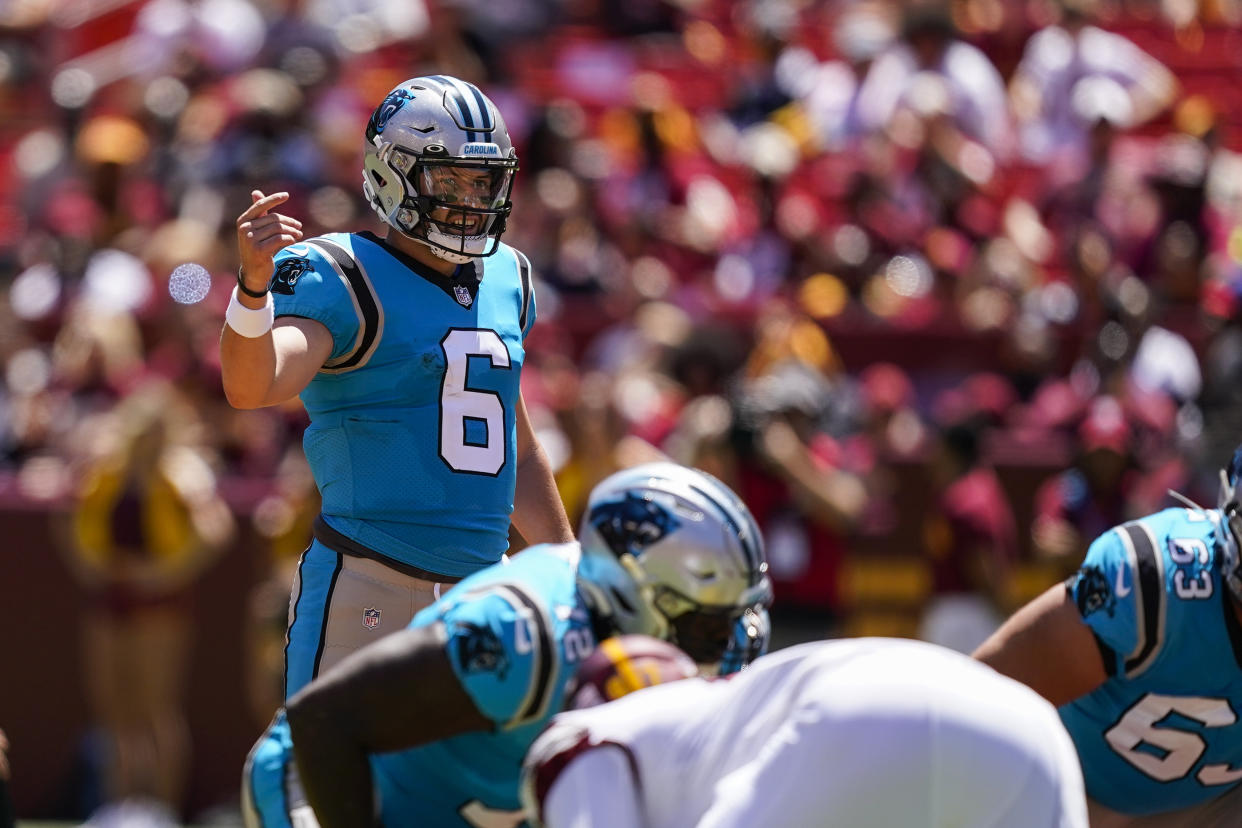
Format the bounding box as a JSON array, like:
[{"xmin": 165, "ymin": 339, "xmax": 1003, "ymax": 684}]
[{"xmin": 236, "ymin": 266, "xmax": 271, "ymax": 299}]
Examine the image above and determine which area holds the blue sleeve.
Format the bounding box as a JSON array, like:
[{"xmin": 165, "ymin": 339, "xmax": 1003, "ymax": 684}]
[
  {"xmin": 439, "ymin": 587, "xmax": 554, "ymax": 728},
  {"xmin": 1068, "ymin": 524, "xmax": 1159, "ymax": 677},
  {"xmin": 719, "ymin": 606, "xmax": 770, "ymax": 676},
  {"xmin": 270, "ymin": 241, "xmax": 361, "ymax": 362}
]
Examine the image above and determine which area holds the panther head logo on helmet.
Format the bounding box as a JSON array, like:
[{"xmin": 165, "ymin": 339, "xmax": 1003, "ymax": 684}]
[
  {"xmin": 590, "ymin": 492, "xmax": 680, "ymax": 560},
  {"xmin": 366, "ymin": 88, "xmax": 415, "ymax": 142}
]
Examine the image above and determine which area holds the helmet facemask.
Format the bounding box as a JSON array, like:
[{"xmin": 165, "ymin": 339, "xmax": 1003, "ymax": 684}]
[
  {"xmin": 390, "ymin": 150, "xmax": 516, "ymax": 263},
  {"xmin": 1217, "ymin": 467, "xmax": 1242, "ymax": 604},
  {"xmin": 655, "ymin": 589, "xmax": 752, "ymax": 666}
]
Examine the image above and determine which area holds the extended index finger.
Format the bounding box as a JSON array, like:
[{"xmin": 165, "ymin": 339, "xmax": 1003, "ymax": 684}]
[{"xmin": 238, "ymin": 191, "xmax": 291, "ymax": 223}]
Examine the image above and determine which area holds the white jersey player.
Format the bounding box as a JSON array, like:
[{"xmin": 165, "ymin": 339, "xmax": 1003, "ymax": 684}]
[{"xmin": 522, "ymin": 637, "xmax": 1088, "ymax": 828}]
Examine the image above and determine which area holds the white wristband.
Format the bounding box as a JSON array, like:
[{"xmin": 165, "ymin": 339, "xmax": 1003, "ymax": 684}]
[{"xmin": 225, "ymin": 286, "xmax": 275, "ymax": 338}]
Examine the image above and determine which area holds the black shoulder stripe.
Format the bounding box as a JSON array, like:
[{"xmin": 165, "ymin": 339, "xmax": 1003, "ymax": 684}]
[
  {"xmin": 515, "ymin": 249, "xmax": 533, "ymax": 333},
  {"xmin": 306, "ymin": 238, "xmax": 383, "ymax": 372},
  {"xmin": 502, "ymin": 583, "xmax": 556, "ymax": 726},
  {"xmin": 1121, "ymin": 522, "xmax": 1165, "ymax": 677}
]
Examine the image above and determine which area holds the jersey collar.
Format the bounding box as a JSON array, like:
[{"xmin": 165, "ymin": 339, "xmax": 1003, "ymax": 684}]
[{"xmin": 358, "ymin": 230, "xmax": 481, "ymax": 306}]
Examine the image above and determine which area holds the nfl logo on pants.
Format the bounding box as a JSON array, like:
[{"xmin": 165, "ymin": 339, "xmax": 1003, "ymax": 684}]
[{"xmin": 362, "ymin": 607, "xmax": 381, "ymax": 629}]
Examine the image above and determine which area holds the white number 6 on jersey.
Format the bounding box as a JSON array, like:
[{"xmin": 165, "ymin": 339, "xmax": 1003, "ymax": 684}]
[{"xmin": 440, "ymin": 329, "xmax": 511, "ymax": 476}]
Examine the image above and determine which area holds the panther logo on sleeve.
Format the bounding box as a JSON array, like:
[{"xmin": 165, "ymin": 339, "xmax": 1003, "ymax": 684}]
[
  {"xmin": 1073, "ymin": 565, "xmax": 1117, "ymax": 619},
  {"xmin": 590, "ymin": 492, "xmax": 680, "ymax": 559},
  {"xmin": 455, "ymin": 621, "xmax": 510, "ymax": 679},
  {"xmin": 270, "ymin": 256, "xmax": 311, "ymax": 295}
]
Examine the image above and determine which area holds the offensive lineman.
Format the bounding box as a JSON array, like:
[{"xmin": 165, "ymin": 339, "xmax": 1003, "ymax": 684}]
[
  {"xmin": 976, "ymin": 446, "xmax": 1242, "ymax": 827},
  {"xmin": 244, "ymin": 463, "xmax": 772, "ymax": 827}
]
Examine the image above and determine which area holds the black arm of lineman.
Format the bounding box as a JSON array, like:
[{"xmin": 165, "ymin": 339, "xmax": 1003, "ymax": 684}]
[
  {"xmin": 0, "ymin": 775, "xmax": 12, "ymax": 828},
  {"xmin": 286, "ymin": 622, "xmax": 492, "ymax": 828}
]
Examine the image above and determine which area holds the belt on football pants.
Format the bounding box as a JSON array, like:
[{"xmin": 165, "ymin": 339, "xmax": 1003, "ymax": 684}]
[{"xmin": 312, "ymin": 514, "xmax": 463, "ymax": 585}]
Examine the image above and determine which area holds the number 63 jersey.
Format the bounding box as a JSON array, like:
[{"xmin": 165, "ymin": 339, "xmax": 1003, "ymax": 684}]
[
  {"xmin": 1062, "ymin": 506, "xmax": 1242, "ymax": 815},
  {"xmin": 270, "ymin": 230, "xmax": 535, "ymax": 578}
]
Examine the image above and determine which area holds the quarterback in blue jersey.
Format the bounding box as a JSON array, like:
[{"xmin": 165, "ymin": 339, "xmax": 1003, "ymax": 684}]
[
  {"xmin": 222, "ymin": 74, "xmax": 573, "ymax": 698},
  {"xmin": 976, "ymin": 449, "xmax": 1242, "ymax": 827},
  {"xmin": 242, "ymin": 463, "xmax": 772, "ymax": 828}
]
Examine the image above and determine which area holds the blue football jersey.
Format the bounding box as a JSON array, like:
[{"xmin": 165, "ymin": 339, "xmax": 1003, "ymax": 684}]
[
  {"xmin": 370, "ymin": 543, "xmax": 597, "ymax": 827},
  {"xmin": 1061, "ymin": 507, "xmax": 1242, "ymax": 815},
  {"xmin": 271, "ymin": 231, "xmax": 535, "ymax": 577}
]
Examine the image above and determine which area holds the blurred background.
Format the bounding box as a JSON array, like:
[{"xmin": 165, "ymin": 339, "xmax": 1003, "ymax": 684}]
[{"xmin": 1, "ymin": 0, "xmax": 1241, "ymax": 823}]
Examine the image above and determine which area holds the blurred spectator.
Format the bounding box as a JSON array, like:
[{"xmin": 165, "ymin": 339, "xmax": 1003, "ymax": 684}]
[
  {"xmin": 724, "ymin": 349, "xmax": 868, "ymax": 633},
  {"xmin": 1010, "ymin": 0, "xmax": 1178, "ymax": 166},
  {"xmin": 244, "ymin": 445, "xmax": 319, "ymax": 728},
  {"xmin": 857, "ymin": 362, "xmax": 925, "ymax": 460},
  {"xmin": 797, "ymin": 3, "xmax": 895, "ymax": 152},
  {"xmin": 1142, "ymin": 126, "xmax": 1213, "ymax": 305},
  {"xmin": 60, "ymin": 386, "xmax": 233, "ymax": 820},
  {"xmin": 919, "ymin": 414, "xmax": 1018, "ymax": 653},
  {"xmin": 854, "ymin": 4, "xmax": 1013, "ymax": 159},
  {"xmin": 1032, "ymin": 395, "xmax": 1136, "ymax": 566}
]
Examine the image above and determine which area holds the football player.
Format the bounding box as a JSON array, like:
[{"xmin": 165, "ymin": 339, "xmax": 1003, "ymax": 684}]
[
  {"xmin": 522, "ymin": 636, "xmax": 1088, "ymax": 828},
  {"xmin": 242, "ymin": 463, "xmax": 772, "ymax": 828},
  {"xmin": 975, "ymin": 447, "xmax": 1242, "ymax": 826},
  {"xmin": 221, "ymin": 75, "xmax": 573, "ymax": 702}
]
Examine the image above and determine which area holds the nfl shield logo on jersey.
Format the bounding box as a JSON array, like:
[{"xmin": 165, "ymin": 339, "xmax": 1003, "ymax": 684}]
[
  {"xmin": 362, "ymin": 607, "xmax": 381, "ymax": 630},
  {"xmin": 453, "ymin": 284, "xmax": 473, "ymax": 308}
]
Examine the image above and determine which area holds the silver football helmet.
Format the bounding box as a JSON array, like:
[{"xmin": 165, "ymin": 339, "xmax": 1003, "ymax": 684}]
[
  {"xmin": 1216, "ymin": 446, "xmax": 1242, "ymax": 604},
  {"xmin": 577, "ymin": 462, "xmax": 772, "ymax": 667},
  {"xmin": 361, "ymin": 75, "xmax": 517, "ymax": 264}
]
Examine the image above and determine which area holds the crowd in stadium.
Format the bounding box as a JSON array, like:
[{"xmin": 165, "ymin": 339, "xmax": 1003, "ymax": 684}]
[{"xmin": 3, "ymin": 0, "xmax": 1242, "ymax": 824}]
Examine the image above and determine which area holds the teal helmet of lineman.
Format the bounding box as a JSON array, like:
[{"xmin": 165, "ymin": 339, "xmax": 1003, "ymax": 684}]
[
  {"xmin": 577, "ymin": 462, "xmax": 772, "ymax": 667},
  {"xmin": 361, "ymin": 75, "xmax": 518, "ymax": 264}
]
